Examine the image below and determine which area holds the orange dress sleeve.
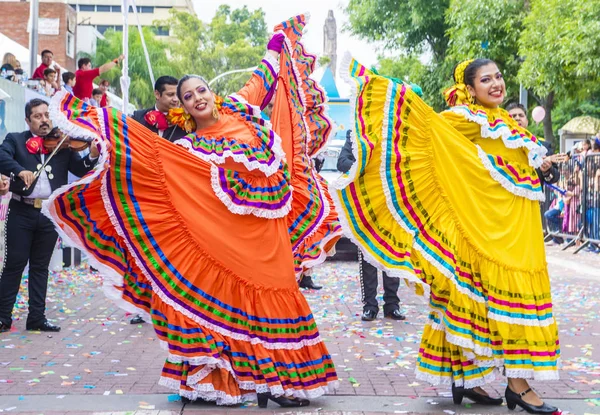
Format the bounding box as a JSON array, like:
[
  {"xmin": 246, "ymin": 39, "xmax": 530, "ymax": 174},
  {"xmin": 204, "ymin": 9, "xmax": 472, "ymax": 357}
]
[{"xmin": 234, "ymin": 54, "xmax": 279, "ymax": 109}]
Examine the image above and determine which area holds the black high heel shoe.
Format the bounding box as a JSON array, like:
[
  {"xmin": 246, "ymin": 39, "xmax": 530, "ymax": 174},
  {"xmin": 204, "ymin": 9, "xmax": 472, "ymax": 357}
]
[
  {"xmin": 257, "ymin": 392, "xmax": 310, "ymax": 408},
  {"xmin": 505, "ymin": 387, "xmax": 558, "ymax": 414},
  {"xmin": 452, "ymin": 384, "xmax": 503, "ymax": 406}
]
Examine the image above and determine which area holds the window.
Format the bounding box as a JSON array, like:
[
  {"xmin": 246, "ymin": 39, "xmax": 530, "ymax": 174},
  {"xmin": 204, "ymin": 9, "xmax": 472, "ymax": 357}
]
[
  {"xmin": 152, "ymin": 26, "xmax": 169, "ymax": 36},
  {"xmin": 140, "ymin": 6, "xmax": 154, "ymax": 13},
  {"xmin": 96, "ymin": 5, "xmax": 110, "ymax": 12},
  {"xmin": 66, "ymin": 32, "xmax": 75, "ymax": 58},
  {"xmin": 68, "ymin": 3, "xmax": 77, "ymax": 11},
  {"xmin": 79, "ymin": 5, "xmax": 95, "ymax": 12},
  {"xmin": 96, "ymin": 25, "xmax": 111, "ymax": 34},
  {"xmin": 111, "ymin": 5, "xmax": 121, "ymax": 12},
  {"xmin": 114, "ymin": 25, "xmax": 123, "ymax": 32}
]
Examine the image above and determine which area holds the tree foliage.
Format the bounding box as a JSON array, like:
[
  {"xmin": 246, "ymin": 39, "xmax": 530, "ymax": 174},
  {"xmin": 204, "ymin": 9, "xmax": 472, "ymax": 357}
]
[
  {"xmin": 165, "ymin": 5, "xmax": 268, "ymax": 95},
  {"xmin": 446, "ymin": 0, "xmax": 525, "ymax": 101},
  {"xmin": 518, "ymin": 0, "xmax": 600, "ymax": 98},
  {"xmin": 345, "ymin": 0, "xmax": 600, "ymax": 141},
  {"xmin": 90, "ymin": 5, "xmax": 269, "ymax": 108},
  {"xmin": 92, "ymin": 27, "xmax": 179, "ymax": 109},
  {"xmin": 345, "ymin": 0, "xmax": 449, "ymax": 62}
]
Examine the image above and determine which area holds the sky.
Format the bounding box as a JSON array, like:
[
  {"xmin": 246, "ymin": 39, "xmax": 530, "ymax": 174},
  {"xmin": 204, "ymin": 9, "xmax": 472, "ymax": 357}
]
[{"xmin": 191, "ymin": 0, "xmax": 381, "ymax": 95}]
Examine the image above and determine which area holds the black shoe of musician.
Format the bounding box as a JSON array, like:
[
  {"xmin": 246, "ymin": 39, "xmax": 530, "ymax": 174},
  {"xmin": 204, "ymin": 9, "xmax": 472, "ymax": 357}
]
[
  {"xmin": 361, "ymin": 309, "xmax": 377, "ymax": 321},
  {"xmin": 384, "ymin": 309, "xmax": 406, "ymax": 321},
  {"xmin": 130, "ymin": 315, "xmax": 145, "ymax": 324},
  {"xmin": 0, "ymin": 321, "xmax": 11, "ymax": 333},
  {"xmin": 26, "ymin": 320, "xmax": 61, "ymax": 332},
  {"xmin": 299, "ymin": 275, "xmax": 322, "ymax": 290}
]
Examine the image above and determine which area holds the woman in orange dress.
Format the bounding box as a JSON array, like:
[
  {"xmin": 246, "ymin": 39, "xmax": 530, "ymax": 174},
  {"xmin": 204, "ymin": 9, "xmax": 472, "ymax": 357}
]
[{"xmin": 44, "ymin": 15, "xmax": 338, "ymax": 407}]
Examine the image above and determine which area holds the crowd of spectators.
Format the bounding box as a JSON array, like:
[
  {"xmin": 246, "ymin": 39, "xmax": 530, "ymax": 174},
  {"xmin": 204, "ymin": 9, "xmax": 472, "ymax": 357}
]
[
  {"xmin": 1, "ymin": 49, "xmax": 120, "ymax": 108},
  {"xmin": 544, "ymin": 136, "xmax": 600, "ymax": 252}
]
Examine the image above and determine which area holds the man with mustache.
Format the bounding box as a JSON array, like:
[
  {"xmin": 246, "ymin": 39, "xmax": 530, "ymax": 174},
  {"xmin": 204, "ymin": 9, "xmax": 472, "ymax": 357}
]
[{"xmin": 0, "ymin": 99, "xmax": 99, "ymax": 333}]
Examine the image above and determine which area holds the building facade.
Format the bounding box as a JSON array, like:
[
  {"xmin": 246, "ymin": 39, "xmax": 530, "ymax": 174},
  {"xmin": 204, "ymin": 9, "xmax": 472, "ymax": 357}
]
[
  {"xmin": 0, "ymin": 0, "xmax": 77, "ymax": 71},
  {"xmin": 69, "ymin": 0, "xmax": 194, "ymax": 36}
]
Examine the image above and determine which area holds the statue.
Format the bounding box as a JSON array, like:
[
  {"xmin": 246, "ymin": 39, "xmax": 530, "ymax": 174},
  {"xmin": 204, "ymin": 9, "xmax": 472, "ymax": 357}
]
[{"xmin": 323, "ymin": 10, "xmax": 337, "ymax": 76}]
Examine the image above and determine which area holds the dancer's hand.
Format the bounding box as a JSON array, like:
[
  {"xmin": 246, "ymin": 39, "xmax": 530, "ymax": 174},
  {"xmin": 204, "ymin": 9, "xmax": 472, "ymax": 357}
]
[
  {"xmin": 267, "ymin": 33, "xmax": 285, "ymax": 55},
  {"xmin": 540, "ymin": 158, "xmax": 552, "ymax": 172}
]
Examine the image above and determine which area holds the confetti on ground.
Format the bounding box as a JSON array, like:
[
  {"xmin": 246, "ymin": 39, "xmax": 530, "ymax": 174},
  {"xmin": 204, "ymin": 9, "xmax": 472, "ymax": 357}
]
[{"xmin": 1, "ymin": 248, "xmax": 600, "ymax": 402}]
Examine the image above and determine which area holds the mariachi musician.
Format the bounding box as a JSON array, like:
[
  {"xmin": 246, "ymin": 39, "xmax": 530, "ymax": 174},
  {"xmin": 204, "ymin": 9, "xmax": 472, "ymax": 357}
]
[{"xmin": 0, "ymin": 98, "xmax": 98, "ymax": 333}]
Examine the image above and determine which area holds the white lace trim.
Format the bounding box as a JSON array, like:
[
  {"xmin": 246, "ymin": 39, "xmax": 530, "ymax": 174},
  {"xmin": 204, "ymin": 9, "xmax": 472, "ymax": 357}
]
[
  {"xmin": 477, "ymin": 145, "xmax": 546, "ymax": 202},
  {"xmin": 375, "ymin": 78, "xmax": 485, "ymax": 304},
  {"xmin": 487, "ymin": 309, "xmax": 556, "ymax": 327},
  {"xmin": 88, "ymin": 108, "xmax": 327, "ymax": 351},
  {"xmin": 262, "ymin": 51, "xmax": 281, "ymax": 78},
  {"xmin": 295, "ymin": 224, "xmax": 343, "ymax": 279},
  {"xmin": 174, "ymin": 133, "xmax": 285, "ymax": 178},
  {"xmin": 43, "ymin": 98, "xmax": 151, "ymax": 322},
  {"xmin": 428, "ymin": 319, "xmax": 493, "ymax": 358},
  {"xmin": 290, "ymin": 171, "xmax": 331, "ymax": 275},
  {"xmin": 209, "ymin": 164, "xmax": 293, "ymax": 219},
  {"xmin": 329, "ymin": 188, "xmax": 429, "ymax": 293},
  {"xmin": 448, "ymin": 105, "xmax": 547, "ymax": 168},
  {"xmin": 48, "ymin": 89, "xmax": 101, "ymax": 142},
  {"xmin": 415, "ymin": 365, "xmax": 498, "ymax": 389}
]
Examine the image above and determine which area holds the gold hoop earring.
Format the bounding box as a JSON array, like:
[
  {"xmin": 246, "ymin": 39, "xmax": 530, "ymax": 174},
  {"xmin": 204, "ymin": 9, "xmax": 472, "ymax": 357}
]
[{"xmin": 212, "ymin": 106, "xmax": 219, "ymax": 120}]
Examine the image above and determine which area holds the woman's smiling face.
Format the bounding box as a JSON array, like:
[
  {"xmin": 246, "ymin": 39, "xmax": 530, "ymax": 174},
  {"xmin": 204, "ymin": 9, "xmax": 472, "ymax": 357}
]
[
  {"xmin": 179, "ymin": 78, "xmax": 215, "ymax": 125},
  {"xmin": 467, "ymin": 63, "xmax": 506, "ymax": 108}
]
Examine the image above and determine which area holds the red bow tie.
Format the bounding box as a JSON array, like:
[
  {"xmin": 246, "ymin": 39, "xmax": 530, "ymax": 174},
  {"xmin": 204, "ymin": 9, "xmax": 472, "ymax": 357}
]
[
  {"xmin": 144, "ymin": 110, "xmax": 169, "ymax": 130},
  {"xmin": 25, "ymin": 136, "xmax": 49, "ymax": 155}
]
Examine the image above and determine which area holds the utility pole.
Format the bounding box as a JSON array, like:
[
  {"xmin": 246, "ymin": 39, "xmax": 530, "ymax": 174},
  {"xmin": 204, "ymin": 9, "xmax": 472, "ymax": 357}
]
[
  {"xmin": 29, "ymin": 0, "xmax": 39, "ymax": 77},
  {"xmin": 519, "ymin": 84, "xmax": 528, "ymax": 109}
]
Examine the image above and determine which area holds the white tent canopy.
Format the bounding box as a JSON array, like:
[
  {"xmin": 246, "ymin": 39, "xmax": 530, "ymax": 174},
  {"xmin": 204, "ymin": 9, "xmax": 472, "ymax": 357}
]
[{"xmin": 0, "ymin": 30, "xmax": 40, "ymax": 73}]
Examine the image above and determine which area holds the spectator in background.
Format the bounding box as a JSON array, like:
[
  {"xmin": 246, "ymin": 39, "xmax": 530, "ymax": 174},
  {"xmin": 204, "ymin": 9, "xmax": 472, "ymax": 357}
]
[
  {"xmin": 73, "ymin": 55, "xmax": 123, "ymax": 101},
  {"xmin": 1, "ymin": 53, "xmax": 18, "ymax": 77},
  {"xmin": 506, "ymin": 102, "xmax": 529, "ymax": 129},
  {"xmin": 90, "ymin": 88, "xmax": 103, "ymax": 107},
  {"xmin": 62, "ymin": 72, "xmax": 76, "ymax": 94},
  {"xmin": 98, "ymin": 79, "xmax": 111, "ymax": 107},
  {"xmin": 581, "ymin": 139, "xmax": 593, "ymax": 156},
  {"xmin": 544, "ymin": 193, "xmax": 565, "ymax": 245},
  {"xmin": 32, "ymin": 50, "xmax": 60, "ymax": 80},
  {"xmin": 41, "ymin": 68, "xmax": 59, "ymax": 96}
]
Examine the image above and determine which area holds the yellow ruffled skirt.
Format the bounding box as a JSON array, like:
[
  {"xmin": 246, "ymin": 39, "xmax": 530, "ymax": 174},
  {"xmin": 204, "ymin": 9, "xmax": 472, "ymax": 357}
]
[{"xmin": 332, "ymin": 56, "xmax": 560, "ymax": 387}]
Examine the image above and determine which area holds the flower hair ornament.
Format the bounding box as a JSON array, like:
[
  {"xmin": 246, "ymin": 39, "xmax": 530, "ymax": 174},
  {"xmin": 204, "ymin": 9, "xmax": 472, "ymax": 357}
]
[
  {"xmin": 167, "ymin": 107, "xmax": 196, "ymax": 133},
  {"xmin": 213, "ymin": 94, "xmax": 223, "ymax": 120},
  {"xmin": 167, "ymin": 94, "xmax": 225, "ymax": 132},
  {"xmin": 443, "ymin": 59, "xmax": 475, "ymax": 107}
]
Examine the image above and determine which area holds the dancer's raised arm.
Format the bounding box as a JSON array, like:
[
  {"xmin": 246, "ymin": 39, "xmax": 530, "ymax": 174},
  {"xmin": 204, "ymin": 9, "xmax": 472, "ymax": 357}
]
[{"xmin": 235, "ymin": 33, "xmax": 284, "ymax": 109}]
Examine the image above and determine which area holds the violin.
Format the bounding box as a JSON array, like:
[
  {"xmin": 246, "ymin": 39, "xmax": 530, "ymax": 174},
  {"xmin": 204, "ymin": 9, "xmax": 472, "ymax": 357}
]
[{"xmin": 43, "ymin": 127, "xmax": 91, "ymax": 152}]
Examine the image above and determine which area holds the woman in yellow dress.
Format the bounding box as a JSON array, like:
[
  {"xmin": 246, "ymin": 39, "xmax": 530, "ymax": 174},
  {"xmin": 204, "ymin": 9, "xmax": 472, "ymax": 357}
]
[{"xmin": 332, "ymin": 56, "xmax": 560, "ymax": 414}]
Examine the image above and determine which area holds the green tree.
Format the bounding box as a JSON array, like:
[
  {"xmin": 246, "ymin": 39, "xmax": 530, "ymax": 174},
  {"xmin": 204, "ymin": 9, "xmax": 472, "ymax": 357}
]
[
  {"xmin": 445, "ymin": 0, "xmax": 526, "ymax": 102},
  {"xmin": 92, "ymin": 27, "xmax": 180, "ymax": 109},
  {"xmin": 518, "ymin": 0, "xmax": 600, "ymax": 144},
  {"xmin": 165, "ymin": 5, "xmax": 268, "ymax": 95},
  {"xmin": 345, "ymin": 0, "xmax": 449, "ymax": 62},
  {"xmin": 345, "ymin": 0, "xmax": 451, "ymax": 110}
]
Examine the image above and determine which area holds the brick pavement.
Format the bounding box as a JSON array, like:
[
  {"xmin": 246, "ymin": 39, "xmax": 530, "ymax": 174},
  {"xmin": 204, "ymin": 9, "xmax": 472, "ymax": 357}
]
[{"xmin": 1, "ymin": 246, "xmax": 599, "ymax": 412}]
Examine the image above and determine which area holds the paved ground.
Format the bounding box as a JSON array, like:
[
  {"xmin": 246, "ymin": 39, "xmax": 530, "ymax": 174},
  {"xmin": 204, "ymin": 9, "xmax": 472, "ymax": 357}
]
[{"xmin": 1, "ymin": 245, "xmax": 599, "ymax": 414}]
